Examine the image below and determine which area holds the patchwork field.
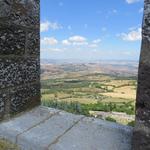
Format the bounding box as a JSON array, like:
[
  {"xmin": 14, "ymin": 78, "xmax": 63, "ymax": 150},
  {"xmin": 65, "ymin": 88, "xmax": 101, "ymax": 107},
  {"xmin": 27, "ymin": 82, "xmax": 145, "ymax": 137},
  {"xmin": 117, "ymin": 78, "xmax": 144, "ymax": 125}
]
[
  {"xmin": 42, "ymin": 73, "xmax": 137, "ymax": 102},
  {"xmin": 41, "ymin": 61, "xmax": 137, "ymax": 125}
]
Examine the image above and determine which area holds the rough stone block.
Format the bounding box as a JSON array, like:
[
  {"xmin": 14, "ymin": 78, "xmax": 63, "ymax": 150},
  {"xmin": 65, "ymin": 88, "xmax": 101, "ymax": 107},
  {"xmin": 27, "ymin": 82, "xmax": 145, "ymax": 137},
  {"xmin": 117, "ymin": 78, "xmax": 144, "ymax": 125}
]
[
  {"xmin": 132, "ymin": 0, "xmax": 150, "ymax": 149},
  {"xmin": 25, "ymin": 0, "xmax": 40, "ymax": 27},
  {"xmin": 17, "ymin": 111, "xmax": 83, "ymax": 150},
  {"xmin": 0, "ymin": 106, "xmax": 133, "ymax": 150},
  {"xmin": 0, "ymin": 106, "xmax": 59, "ymax": 143},
  {"xmin": 0, "ymin": 0, "xmax": 12, "ymax": 18},
  {"xmin": 0, "ymin": 0, "xmax": 39, "ymax": 27},
  {"xmin": 50, "ymin": 117, "xmax": 132, "ymax": 150},
  {"xmin": 0, "ymin": 0, "xmax": 40, "ymax": 119},
  {"xmin": 0, "ymin": 25, "xmax": 25, "ymax": 55},
  {"xmin": 9, "ymin": 0, "xmax": 29, "ymax": 26},
  {"xmin": 10, "ymin": 82, "xmax": 40, "ymax": 113},
  {"xmin": 0, "ymin": 92, "xmax": 7, "ymax": 117},
  {"xmin": 8, "ymin": 0, "xmax": 39, "ymax": 27},
  {"xmin": 0, "ymin": 57, "xmax": 40, "ymax": 89},
  {"xmin": 132, "ymin": 130, "xmax": 150, "ymax": 150},
  {"xmin": 26, "ymin": 29, "xmax": 40, "ymax": 55}
]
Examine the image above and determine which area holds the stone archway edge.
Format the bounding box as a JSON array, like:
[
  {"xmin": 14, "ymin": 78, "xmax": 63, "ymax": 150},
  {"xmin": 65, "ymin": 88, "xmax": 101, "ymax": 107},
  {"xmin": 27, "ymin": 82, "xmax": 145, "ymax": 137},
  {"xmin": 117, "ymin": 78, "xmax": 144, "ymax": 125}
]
[
  {"xmin": 0, "ymin": 0, "xmax": 150, "ymax": 149},
  {"xmin": 132, "ymin": 0, "xmax": 150, "ymax": 149},
  {"xmin": 0, "ymin": 0, "xmax": 40, "ymax": 119}
]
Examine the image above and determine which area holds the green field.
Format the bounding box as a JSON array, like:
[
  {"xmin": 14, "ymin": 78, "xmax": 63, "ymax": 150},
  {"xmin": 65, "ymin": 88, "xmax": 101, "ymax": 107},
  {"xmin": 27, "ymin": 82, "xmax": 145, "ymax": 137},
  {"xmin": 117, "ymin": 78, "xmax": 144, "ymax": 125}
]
[
  {"xmin": 41, "ymin": 73, "xmax": 137, "ymax": 124},
  {"xmin": 0, "ymin": 139, "xmax": 20, "ymax": 150}
]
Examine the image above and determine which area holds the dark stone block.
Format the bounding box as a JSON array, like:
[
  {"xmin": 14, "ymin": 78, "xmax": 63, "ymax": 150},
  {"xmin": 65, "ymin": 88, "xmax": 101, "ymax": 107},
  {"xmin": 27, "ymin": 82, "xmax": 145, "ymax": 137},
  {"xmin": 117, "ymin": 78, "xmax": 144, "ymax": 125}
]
[
  {"xmin": 136, "ymin": 63, "xmax": 150, "ymax": 127},
  {"xmin": 0, "ymin": 92, "xmax": 6, "ymax": 116},
  {"xmin": 136, "ymin": 108, "xmax": 150, "ymax": 128},
  {"xmin": 25, "ymin": 0, "xmax": 40, "ymax": 27},
  {"xmin": 26, "ymin": 29, "xmax": 40, "ymax": 55},
  {"xmin": 132, "ymin": 130, "xmax": 150, "ymax": 150},
  {"xmin": 133, "ymin": 1, "xmax": 150, "ymax": 149},
  {"xmin": 0, "ymin": 25, "xmax": 26, "ymax": 55},
  {"xmin": 0, "ymin": 57, "xmax": 40, "ymax": 89},
  {"xmin": 0, "ymin": 0, "xmax": 40, "ymax": 120},
  {"xmin": 9, "ymin": 0, "xmax": 28, "ymax": 26},
  {"xmin": 8, "ymin": 0, "xmax": 39, "ymax": 27},
  {"xmin": 0, "ymin": 0, "xmax": 39, "ymax": 27},
  {"xmin": 10, "ymin": 82, "xmax": 40, "ymax": 113},
  {"xmin": 0, "ymin": 0, "xmax": 12, "ymax": 18}
]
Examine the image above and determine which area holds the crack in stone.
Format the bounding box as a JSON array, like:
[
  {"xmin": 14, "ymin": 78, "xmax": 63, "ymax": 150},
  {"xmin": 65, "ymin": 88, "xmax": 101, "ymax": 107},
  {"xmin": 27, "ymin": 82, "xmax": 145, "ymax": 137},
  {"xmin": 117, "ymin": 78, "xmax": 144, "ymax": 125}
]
[
  {"xmin": 15, "ymin": 110, "xmax": 62, "ymax": 144},
  {"xmin": 47, "ymin": 116, "xmax": 85, "ymax": 149}
]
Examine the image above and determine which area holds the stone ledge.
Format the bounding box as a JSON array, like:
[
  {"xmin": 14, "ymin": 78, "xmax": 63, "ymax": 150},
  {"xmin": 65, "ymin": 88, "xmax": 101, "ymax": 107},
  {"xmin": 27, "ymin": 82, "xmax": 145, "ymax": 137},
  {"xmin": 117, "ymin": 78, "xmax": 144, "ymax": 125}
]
[{"xmin": 0, "ymin": 106, "xmax": 133, "ymax": 150}]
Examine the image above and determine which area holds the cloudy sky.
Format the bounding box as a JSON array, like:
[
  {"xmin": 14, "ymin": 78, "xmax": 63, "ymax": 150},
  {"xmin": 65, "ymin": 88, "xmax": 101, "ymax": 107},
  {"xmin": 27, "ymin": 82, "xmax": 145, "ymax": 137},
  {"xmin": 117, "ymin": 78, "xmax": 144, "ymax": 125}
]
[{"xmin": 41, "ymin": 0, "xmax": 144, "ymax": 61}]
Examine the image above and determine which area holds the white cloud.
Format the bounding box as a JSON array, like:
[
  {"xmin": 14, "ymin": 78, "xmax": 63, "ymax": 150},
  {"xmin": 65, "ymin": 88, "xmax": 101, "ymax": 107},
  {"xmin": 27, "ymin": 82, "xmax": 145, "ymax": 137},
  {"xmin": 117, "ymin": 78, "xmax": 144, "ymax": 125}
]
[
  {"xmin": 62, "ymin": 36, "xmax": 102, "ymax": 48},
  {"xmin": 126, "ymin": 0, "xmax": 140, "ymax": 4},
  {"xmin": 40, "ymin": 21, "xmax": 50, "ymax": 32},
  {"xmin": 69, "ymin": 36, "xmax": 87, "ymax": 45},
  {"xmin": 40, "ymin": 21, "xmax": 62, "ymax": 32},
  {"xmin": 118, "ymin": 28, "xmax": 141, "ymax": 41},
  {"xmin": 92, "ymin": 39, "xmax": 101, "ymax": 44},
  {"xmin": 72, "ymin": 42, "xmax": 88, "ymax": 46},
  {"xmin": 88, "ymin": 39, "xmax": 101, "ymax": 48},
  {"xmin": 49, "ymin": 22, "xmax": 62, "ymax": 30},
  {"xmin": 62, "ymin": 40, "xmax": 71, "ymax": 45},
  {"xmin": 41, "ymin": 37, "xmax": 58, "ymax": 45},
  {"xmin": 62, "ymin": 35, "xmax": 88, "ymax": 46},
  {"xmin": 69, "ymin": 36, "xmax": 87, "ymax": 43}
]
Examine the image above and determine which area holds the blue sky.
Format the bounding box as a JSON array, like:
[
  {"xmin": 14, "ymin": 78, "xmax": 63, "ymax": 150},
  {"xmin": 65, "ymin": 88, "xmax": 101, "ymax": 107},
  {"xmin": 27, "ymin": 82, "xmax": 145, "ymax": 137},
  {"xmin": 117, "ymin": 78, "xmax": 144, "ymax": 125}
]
[{"xmin": 41, "ymin": 0, "xmax": 144, "ymax": 61}]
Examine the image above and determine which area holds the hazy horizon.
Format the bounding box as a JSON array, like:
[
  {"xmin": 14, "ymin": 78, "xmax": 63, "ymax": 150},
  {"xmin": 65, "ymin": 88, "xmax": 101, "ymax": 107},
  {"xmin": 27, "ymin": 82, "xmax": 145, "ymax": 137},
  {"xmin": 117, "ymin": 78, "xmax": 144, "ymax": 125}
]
[{"xmin": 41, "ymin": 58, "xmax": 139, "ymax": 64}]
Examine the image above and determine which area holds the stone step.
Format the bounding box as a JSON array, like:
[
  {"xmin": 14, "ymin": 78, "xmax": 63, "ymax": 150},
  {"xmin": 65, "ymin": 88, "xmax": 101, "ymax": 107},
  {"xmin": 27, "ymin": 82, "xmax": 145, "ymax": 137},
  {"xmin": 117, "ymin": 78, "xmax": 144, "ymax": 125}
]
[{"xmin": 0, "ymin": 106, "xmax": 133, "ymax": 150}]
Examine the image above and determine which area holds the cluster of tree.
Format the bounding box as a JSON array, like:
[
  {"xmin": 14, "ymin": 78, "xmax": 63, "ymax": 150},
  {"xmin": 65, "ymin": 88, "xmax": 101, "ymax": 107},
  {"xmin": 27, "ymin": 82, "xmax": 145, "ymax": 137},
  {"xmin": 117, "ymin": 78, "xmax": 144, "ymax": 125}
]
[{"xmin": 42, "ymin": 100, "xmax": 135, "ymax": 116}]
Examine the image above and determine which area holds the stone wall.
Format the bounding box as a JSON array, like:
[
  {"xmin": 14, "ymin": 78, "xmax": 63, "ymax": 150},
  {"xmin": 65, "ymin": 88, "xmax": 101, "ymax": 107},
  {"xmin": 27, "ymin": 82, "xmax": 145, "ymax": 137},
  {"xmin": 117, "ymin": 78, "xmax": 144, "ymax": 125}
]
[
  {"xmin": 132, "ymin": 0, "xmax": 150, "ymax": 149},
  {"xmin": 0, "ymin": 0, "xmax": 40, "ymax": 120}
]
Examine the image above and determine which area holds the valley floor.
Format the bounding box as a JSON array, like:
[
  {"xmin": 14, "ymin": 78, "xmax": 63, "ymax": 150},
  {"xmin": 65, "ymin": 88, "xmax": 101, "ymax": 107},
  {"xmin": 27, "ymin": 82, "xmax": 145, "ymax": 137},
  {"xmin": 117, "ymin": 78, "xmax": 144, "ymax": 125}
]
[{"xmin": 41, "ymin": 72, "xmax": 136, "ymax": 125}]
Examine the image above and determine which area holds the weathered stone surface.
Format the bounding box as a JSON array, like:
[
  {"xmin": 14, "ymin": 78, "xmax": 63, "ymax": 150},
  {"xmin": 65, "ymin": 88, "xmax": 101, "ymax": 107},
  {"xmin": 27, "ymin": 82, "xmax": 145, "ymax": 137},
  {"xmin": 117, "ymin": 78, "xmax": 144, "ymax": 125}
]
[
  {"xmin": 0, "ymin": 0, "xmax": 12, "ymax": 18},
  {"xmin": 0, "ymin": 106, "xmax": 59, "ymax": 143},
  {"xmin": 18, "ymin": 111, "xmax": 83, "ymax": 150},
  {"xmin": 9, "ymin": 0, "xmax": 39, "ymax": 27},
  {"xmin": 9, "ymin": 0, "xmax": 31, "ymax": 27},
  {"xmin": 10, "ymin": 82, "xmax": 41, "ymax": 113},
  {"xmin": 0, "ymin": 106, "xmax": 133, "ymax": 150},
  {"xmin": 50, "ymin": 117, "xmax": 132, "ymax": 150},
  {"xmin": 0, "ymin": 58, "xmax": 40, "ymax": 89},
  {"xmin": 25, "ymin": 0, "xmax": 40, "ymax": 27},
  {"xmin": 26, "ymin": 29, "xmax": 40, "ymax": 55},
  {"xmin": 0, "ymin": 0, "xmax": 39, "ymax": 27},
  {"xmin": 132, "ymin": 0, "xmax": 150, "ymax": 149},
  {"xmin": 0, "ymin": 92, "xmax": 7, "ymax": 117},
  {"xmin": 0, "ymin": 25, "xmax": 25, "ymax": 55},
  {"xmin": 0, "ymin": 0, "xmax": 40, "ymax": 119},
  {"xmin": 132, "ymin": 130, "xmax": 150, "ymax": 150}
]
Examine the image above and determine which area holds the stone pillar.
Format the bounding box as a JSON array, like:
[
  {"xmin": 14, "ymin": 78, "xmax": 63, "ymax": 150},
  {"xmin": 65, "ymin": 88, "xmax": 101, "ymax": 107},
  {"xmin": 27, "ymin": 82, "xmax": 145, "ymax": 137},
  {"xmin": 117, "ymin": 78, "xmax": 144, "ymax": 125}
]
[
  {"xmin": 0, "ymin": 0, "xmax": 40, "ymax": 120},
  {"xmin": 132, "ymin": 0, "xmax": 150, "ymax": 149}
]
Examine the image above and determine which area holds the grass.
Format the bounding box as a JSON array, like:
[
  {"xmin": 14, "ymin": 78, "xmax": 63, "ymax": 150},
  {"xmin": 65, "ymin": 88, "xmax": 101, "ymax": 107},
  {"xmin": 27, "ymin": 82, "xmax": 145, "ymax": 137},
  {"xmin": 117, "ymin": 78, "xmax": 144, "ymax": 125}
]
[
  {"xmin": 106, "ymin": 117, "xmax": 117, "ymax": 122},
  {"xmin": 0, "ymin": 139, "xmax": 20, "ymax": 150},
  {"xmin": 42, "ymin": 100, "xmax": 135, "ymax": 115},
  {"xmin": 41, "ymin": 73, "xmax": 136, "ymax": 125}
]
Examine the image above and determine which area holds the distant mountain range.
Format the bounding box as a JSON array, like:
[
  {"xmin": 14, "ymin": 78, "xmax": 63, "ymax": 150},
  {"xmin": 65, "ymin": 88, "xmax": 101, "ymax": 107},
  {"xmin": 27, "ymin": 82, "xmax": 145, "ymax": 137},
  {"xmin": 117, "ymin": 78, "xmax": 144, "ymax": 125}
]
[
  {"xmin": 41, "ymin": 59, "xmax": 138, "ymax": 79},
  {"xmin": 41, "ymin": 59, "xmax": 138, "ymax": 65}
]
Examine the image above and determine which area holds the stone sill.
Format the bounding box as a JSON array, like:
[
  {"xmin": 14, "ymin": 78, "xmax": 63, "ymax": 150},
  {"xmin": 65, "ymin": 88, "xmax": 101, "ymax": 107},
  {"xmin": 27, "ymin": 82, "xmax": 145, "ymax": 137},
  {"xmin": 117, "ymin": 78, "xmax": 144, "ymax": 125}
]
[{"xmin": 0, "ymin": 106, "xmax": 133, "ymax": 150}]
